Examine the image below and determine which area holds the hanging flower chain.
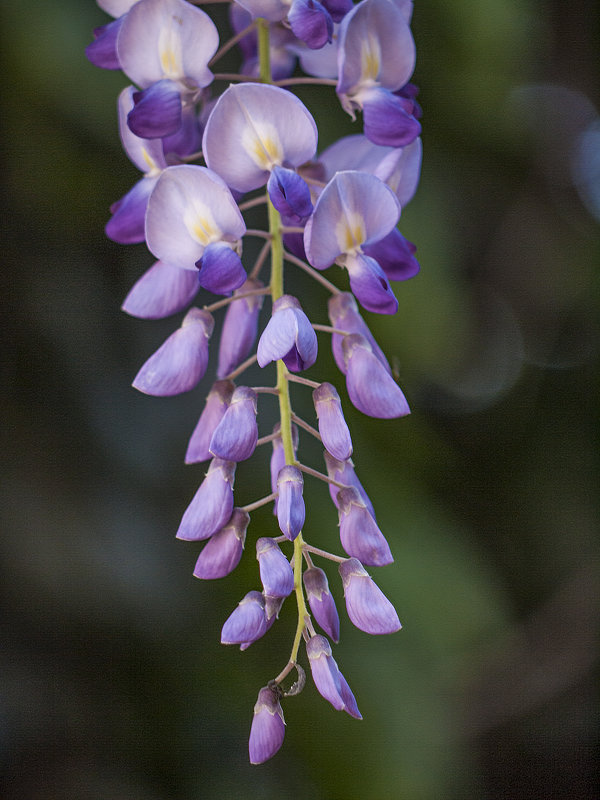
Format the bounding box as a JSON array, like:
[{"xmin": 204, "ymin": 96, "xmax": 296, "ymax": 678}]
[{"xmin": 87, "ymin": 0, "xmax": 422, "ymax": 764}]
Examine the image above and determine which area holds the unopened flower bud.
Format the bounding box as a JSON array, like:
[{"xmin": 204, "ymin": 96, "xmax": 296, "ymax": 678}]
[
  {"xmin": 276, "ymin": 465, "xmax": 305, "ymax": 540},
  {"xmin": 337, "ymin": 486, "xmax": 393, "ymax": 566},
  {"xmin": 313, "ymin": 382, "xmax": 353, "ymax": 461},
  {"xmin": 342, "ymin": 333, "xmax": 410, "ymax": 418},
  {"xmin": 306, "ymin": 635, "xmax": 361, "ymax": 718},
  {"xmin": 217, "ymin": 278, "xmax": 265, "ymax": 379},
  {"xmin": 339, "ymin": 557, "xmax": 401, "ymax": 635},
  {"xmin": 257, "ymin": 295, "xmax": 318, "ymax": 372},
  {"xmin": 256, "ymin": 538, "xmax": 294, "ymax": 598},
  {"xmin": 209, "ymin": 386, "xmax": 258, "ymax": 462},
  {"xmin": 303, "ymin": 566, "xmax": 340, "ymax": 642},
  {"xmin": 193, "ymin": 508, "xmax": 249, "ymax": 579},
  {"xmin": 270, "ymin": 423, "xmax": 299, "ymax": 514},
  {"xmin": 185, "ymin": 380, "xmax": 234, "ymax": 464},
  {"xmin": 324, "ymin": 451, "xmax": 375, "ymax": 519},
  {"xmin": 249, "ymin": 685, "xmax": 285, "ymax": 765},
  {"xmin": 177, "ymin": 458, "xmax": 235, "ymax": 541},
  {"xmin": 221, "ymin": 590, "xmax": 268, "ymax": 645}
]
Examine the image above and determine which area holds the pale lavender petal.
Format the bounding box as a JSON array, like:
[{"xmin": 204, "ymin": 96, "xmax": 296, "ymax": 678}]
[
  {"xmin": 193, "ymin": 508, "xmax": 249, "ymax": 579},
  {"xmin": 249, "ymin": 686, "xmax": 285, "ymax": 765},
  {"xmin": 379, "ymin": 136, "xmax": 422, "ymax": 207},
  {"xmin": 196, "ymin": 242, "xmax": 247, "ymax": 296},
  {"xmin": 177, "ymin": 458, "xmax": 236, "ymax": 541},
  {"xmin": 306, "ymin": 635, "xmax": 344, "ymax": 710},
  {"xmin": 235, "ymin": 0, "xmax": 289, "ymax": 22},
  {"xmin": 122, "ymin": 260, "xmax": 199, "ymax": 319},
  {"xmin": 327, "ymin": 292, "xmax": 391, "ymax": 375},
  {"xmin": 217, "ymin": 278, "xmax": 265, "ymax": 379},
  {"xmin": 339, "ymin": 557, "xmax": 401, "ymax": 634},
  {"xmin": 117, "ymin": 0, "xmax": 218, "ymax": 89},
  {"xmin": 106, "ymin": 176, "xmax": 157, "ymax": 244},
  {"xmin": 209, "ymin": 386, "xmax": 258, "ymax": 462},
  {"xmin": 303, "ymin": 566, "xmax": 340, "ymax": 642},
  {"xmin": 343, "ymin": 334, "xmax": 410, "ymax": 418},
  {"xmin": 257, "ymin": 295, "xmax": 317, "ymax": 372},
  {"xmin": 345, "ymin": 252, "xmax": 399, "ymax": 315},
  {"xmin": 276, "ymin": 465, "xmax": 305, "ymax": 540},
  {"xmin": 324, "ymin": 451, "xmax": 376, "ymax": 519},
  {"xmin": 203, "ymin": 83, "xmax": 318, "ymax": 193},
  {"xmin": 337, "ymin": 486, "xmax": 393, "ymax": 566},
  {"xmin": 132, "ymin": 307, "xmax": 214, "ymax": 396},
  {"xmin": 291, "ymin": 35, "xmax": 339, "ymax": 79},
  {"xmin": 313, "ymin": 382, "xmax": 353, "ymax": 461},
  {"xmin": 98, "ymin": 0, "xmax": 136, "ymax": 15},
  {"xmin": 185, "ymin": 380, "xmax": 234, "ymax": 464},
  {"xmin": 128, "ymin": 80, "xmax": 182, "ymax": 139},
  {"xmin": 256, "ymin": 538, "xmax": 294, "ymax": 598},
  {"xmin": 221, "ymin": 590, "xmax": 268, "ymax": 644}
]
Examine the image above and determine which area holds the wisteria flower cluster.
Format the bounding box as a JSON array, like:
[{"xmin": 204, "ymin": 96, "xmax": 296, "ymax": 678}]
[{"xmin": 87, "ymin": 0, "xmax": 422, "ymax": 764}]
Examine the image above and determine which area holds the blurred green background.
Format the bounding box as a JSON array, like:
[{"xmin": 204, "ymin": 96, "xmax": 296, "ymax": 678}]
[{"xmin": 1, "ymin": 1, "xmax": 598, "ymax": 797}]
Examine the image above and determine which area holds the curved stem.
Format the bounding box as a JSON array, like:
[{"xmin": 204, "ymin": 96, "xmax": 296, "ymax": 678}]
[
  {"xmin": 209, "ymin": 21, "xmax": 257, "ymax": 68},
  {"xmin": 284, "ymin": 250, "xmax": 340, "ymax": 294}
]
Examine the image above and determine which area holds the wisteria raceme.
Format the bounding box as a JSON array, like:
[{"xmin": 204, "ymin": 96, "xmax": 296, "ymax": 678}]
[{"xmin": 88, "ymin": 0, "xmax": 422, "ymax": 764}]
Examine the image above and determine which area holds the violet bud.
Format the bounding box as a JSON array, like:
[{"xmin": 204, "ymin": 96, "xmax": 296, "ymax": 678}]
[
  {"xmin": 176, "ymin": 458, "xmax": 235, "ymax": 541},
  {"xmin": 276, "ymin": 465, "xmax": 305, "ymax": 540},
  {"xmin": 193, "ymin": 508, "xmax": 249, "ymax": 580},
  {"xmin": 339, "ymin": 558, "xmax": 401, "ymax": 635},
  {"xmin": 313, "ymin": 382, "xmax": 353, "ymax": 461},
  {"xmin": 303, "ymin": 566, "xmax": 340, "ymax": 642},
  {"xmin": 337, "ymin": 487, "xmax": 393, "ymax": 566},
  {"xmin": 342, "ymin": 333, "xmax": 410, "ymax": 418},
  {"xmin": 132, "ymin": 307, "xmax": 214, "ymax": 396},
  {"xmin": 324, "ymin": 451, "xmax": 376, "ymax": 519},
  {"xmin": 257, "ymin": 295, "xmax": 318, "ymax": 373},
  {"xmin": 306, "ymin": 635, "xmax": 361, "ymax": 719},
  {"xmin": 185, "ymin": 380, "xmax": 234, "ymax": 464},
  {"xmin": 217, "ymin": 278, "xmax": 265, "ymax": 379},
  {"xmin": 256, "ymin": 538, "xmax": 294, "ymax": 598},
  {"xmin": 249, "ymin": 685, "xmax": 285, "ymax": 765},
  {"xmin": 328, "ymin": 292, "xmax": 391, "ymax": 375},
  {"xmin": 221, "ymin": 590, "xmax": 268, "ymax": 645},
  {"xmin": 209, "ymin": 386, "xmax": 258, "ymax": 462},
  {"xmin": 270, "ymin": 423, "xmax": 299, "ymax": 514}
]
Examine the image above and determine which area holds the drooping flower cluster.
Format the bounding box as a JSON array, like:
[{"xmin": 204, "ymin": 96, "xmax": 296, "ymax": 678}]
[{"xmin": 88, "ymin": 0, "xmax": 422, "ymax": 764}]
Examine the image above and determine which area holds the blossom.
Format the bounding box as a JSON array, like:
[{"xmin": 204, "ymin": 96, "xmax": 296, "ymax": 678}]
[
  {"xmin": 337, "ymin": 486, "xmax": 393, "ymax": 566},
  {"xmin": 313, "ymin": 382, "xmax": 353, "ymax": 461},
  {"xmin": 185, "ymin": 380, "xmax": 234, "ymax": 465},
  {"xmin": 209, "ymin": 386, "xmax": 258, "ymax": 462},
  {"xmin": 193, "ymin": 508, "xmax": 249, "ymax": 579},
  {"xmin": 342, "ymin": 333, "xmax": 410, "ymax": 418},
  {"xmin": 276, "ymin": 465, "xmax": 305, "ymax": 540},
  {"xmin": 176, "ymin": 458, "xmax": 235, "ymax": 541},
  {"xmin": 249, "ymin": 686, "xmax": 286, "ymax": 765},
  {"xmin": 257, "ymin": 295, "xmax": 318, "ymax": 372},
  {"xmin": 221, "ymin": 590, "xmax": 269, "ymax": 645},
  {"xmin": 303, "ymin": 566, "xmax": 340, "ymax": 642},
  {"xmin": 339, "ymin": 558, "xmax": 401, "ymax": 635},
  {"xmin": 306, "ymin": 635, "xmax": 361, "ymax": 717}
]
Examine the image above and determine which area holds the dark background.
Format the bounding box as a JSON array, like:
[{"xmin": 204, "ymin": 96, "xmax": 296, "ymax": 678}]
[{"xmin": 1, "ymin": 1, "xmax": 598, "ymax": 797}]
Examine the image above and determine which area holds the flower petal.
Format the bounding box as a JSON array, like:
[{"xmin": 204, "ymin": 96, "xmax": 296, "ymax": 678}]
[{"xmin": 121, "ymin": 260, "xmax": 199, "ymax": 319}]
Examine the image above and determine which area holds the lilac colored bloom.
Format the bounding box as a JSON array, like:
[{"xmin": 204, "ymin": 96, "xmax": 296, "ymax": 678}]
[
  {"xmin": 185, "ymin": 380, "xmax": 234, "ymax": 464},
  {"xmin": 257, "ymin": 295, "xmax": 317, "ymax": 372},
  {"xmin": 327, "ymin": 292, "xmax": 391, "ymax": 375},
  {"xmin": 324, "ymin": 451, "xmax": 376, "ymax": 519},
  {"xmin": 339, "ymin": 557, "xmax": 401, "ymax": 635},
  {"xmin": 337, "ymin": 486, "xmax": 393, "ymax": 566},
  {"xmin": 276, "ymin": 465, "xmax": 305, "ymax": 540},
  {"xmin": 249, "ymin": 685, "xmax": 285, "ymax": 765},
  {"xmin": 270, "ymin": 423, "xmax": 299, "ymax": 514},
  {"xmin": 306, "ymin": 635, "xmax": 361, "ymax": 717},
  {"xmin": 177, "ymin": 458, "xmax": 236, "ymax": 541},
  {"xmin": 267, "ymin": 166, "xmax": 313, "ymax": 224},
  {"xmin": 217, "ymin": 278, "xmax": 265, "ymax": 379},
  {"xmin": 288, "ymin": 0, "xmax": 333, "ymax": 50},
  {"xmin": 303, "ymin": 566, "xmax": 340, "ymax": 642},
  {"xmin": 342, "ymin": 333, "xmax": 410, "ymax": 418},
  {"xmin": 203, "ymin": 83, "xmax": 318, "ymax": 193},
  {"xmin": 361, "ymin": 86, "xmax": 421, "ymax": 148},
  {"xmin": 313, "ymin": 382, "xmax": 353, "ymax": 461},
  {"xmin": 209, "ymin": 386, "xmax": 258, "ymax": 462},
  {"xmin": 193, "ymin": 508, "xmax": 249, "ymax": 579},
  {"xmin": 132, "ymin": 307, "xmax": 213, "ymax": 396},
  {"xmin": 221, "ymin": 590, "xmax": 268, "ymax": 645},
  {"xmin": 121, "ymin": 260, "xmax": 199, "ymax": 320},
  {"xmin": 145, "ymin": 165, "xmax": 246, "ymax": 276},
  {"xmin": 256, "ymin": 538, "xmax": 294, "ymax": 598}
]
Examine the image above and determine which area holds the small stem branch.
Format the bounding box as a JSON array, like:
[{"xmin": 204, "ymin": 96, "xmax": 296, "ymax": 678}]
[
  {"xmin": 245, "ymin": 228, "xmax": 272, "ymax": 240},
  {"xmin": 241, "ymin": 491, "xmax": 277, "ymax": 513},
  {"xmin": 212, "ymin": 72, "xmax": 258, "ymax": 82},
  {"xmin": 252, "ymin": 386, "xmax": 280, "ymax": 395},
  {"xmin": 250, "ymin": 239, "xmax": 271, "ymax": 279},
  {"xmin": 281, "ymin": 226, "xmax": 305, "ymax": 234},
  {"xmin": 209, "ymin": 21, "xmax": 257, "ymax": 67},
  {"xmin": 178, "ymin": 149, "xmax": 203, "ymax": 163},
  {"xmin": 297, "ymin": 463, "xmax": 349, "ymax": 490},
  {"xmin": 239, "ymin": 195, "xmax": 268, "ymax": 212},
  {"xmin": 204, "ymin": 287, "xmax": 270, "ymax": 313},
  {"xmin": 286, "ymin": 373, "xmax": 321, "ymax": 389},
  {"xmin": 274, "ymin": 77, "xmax": 339, "ymax": 87},
  {"xmin": 291, "ymin": 413, "xmax": 322, "ymax": 442},
  {"xmin": 312, "ymin": 323, "xmax": 351, "ymax": 336},
  {"xmin": 256, "ymin": 431, "xmax": 280, "ymax": 447},
  {"xmin": 284, "ymin": 250, "xmax": 340, "ymax": 294},
  {"xmin": 302, "ymin": 544, "xmax": 347, "ymax": 564},
  {"xmin": 222, "ymin": 353, "xmax": 258, "ymax": 381}
]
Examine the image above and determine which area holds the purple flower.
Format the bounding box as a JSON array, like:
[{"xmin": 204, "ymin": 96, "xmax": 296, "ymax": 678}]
[
  {"xmin": 342, "ymin": 333, "xmax": 410, "ymax": 418},
  {"xmin": 339, "ymin": 557, "xmax": 401, "ymax": 635},
  {"xmin": 363, "ymin": 227, "xmax": 419, "ymax": 282},
  {"xmin": 221, "ymin": 590, "xmax": 268, "ymax": 645},
  {"xmin": 249, "ymin": 685, "xmax": 285, "ymax": 765},
  {"xmin": 209, "ymin": 386, "xmax": 258, "ymax": 462},
  {"xmin": 86, "ymin": 17, "xmax": 123, "ymax": 70},
  {"xmin": 217, "ymin": 278, "xmax": 265, "ymax": 379},
  {"xmin": 257, "ymin": 295, "xmax": 318, "ymax": 372},
  {"xmin": 132, "ymin": 307, "xmax": 213, "ymax": 396},
  {"xmin": 177, "ymin": 458, "xmax": 235, "ymax": 541},
  {"xmin": 122, "ymin": 260, "xmax": 199, "ymax": 320},
  {"xmin": 324, "ymin": 451, "xmax": 376, "ymax": 519},
  {"xmin": 185, "ymin": 380, "xmax": 234, "ymax": 465},
  {"xmin": 288, "ymin": 0, "xmax": 333, "ymax": 50},
  {"xmin": 303, "ymin": 566, "xmax": 340, "ymax": 642},
  {"xmin": 337, "ymin": 486, "xmax": 393, "ymax": 566},
  {"xmin": 276, "ymin": 465, "xmax": 305, "ymax": 540},
  {"xmin": 313, "ymin": 382, "xmax": 353, "ymax": 461},
  {"xmin": 327, "ymin": 292, "xmax": 391, "ymax": 376},
  {"xmin": 270, "ymin": 423, "xmax": 299, "ymax": 514},
  {"xmin": 193, "ymin": 508, "xmax": 249, "ymax": 580},
  {"xmin": 267, "ymin": 166, "xmax": 313, "ymax": 224},
  {"xmin": 306, "ymin": 635, "xmax": 361, "ymax": 717},
  {"xmin": 256, "ymin": 538, "xmax": 294, "ymax": 598}
]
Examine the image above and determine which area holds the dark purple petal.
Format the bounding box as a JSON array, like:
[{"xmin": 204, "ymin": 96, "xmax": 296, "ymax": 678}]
[
  {"xmin": 162, "ymin": 104, "xmax": 202, "ymax": 161},
  {"xmin": 86, "ymin": 18, "xmax": 123, "ymax": 70},
  {"xmin": 256, "ymin": 538, "xmax": 294, "ymax": 598},
  {"xmin": 193, "ymin": 508, "xmax": 249, "ymax": 579},
  {"xmin": 320, "ymin": 0, "xmax": 352, "ymax": 22},
  {"xmin": 122, "ymin": 260, "xmax": 199, "ymax": 320},
  {"xmin": 276, "ymin": 465, "xmax": 305, "ymax": 540},
  {"xmin": 337, "ymin": 486, "xmax": 393, "ymax": 566},
  {"xmin": 132, "ymin": 307, "xmax": 214, "ymax": 396},
  {"xmin": 217, "ymin": 278, "xmax": 265, "ymax": 379},
  {"xmin": 106, "ymin": 176, "xmax": 156, "ymax": 244},
  {"xmin": 345, "ymin": 253, "xmax": 399, "ymax": 315},
  {"xmin": 128, "ymin": 80, "xmax": 182, "ymax": 139},
  {"xmin": 303, "ymin": 566, "xmax": 340, "ymax": 642},
  {"xmin": 267, "ymin": 166, "xmax": 313, "ymax": 223},
  {"xmin": 362, "ymin": 87, "xmax": 422, "ymax": 148},
  {"xmin": 209, "ymin": 386, "xmax": 258, "ymax": 462},
  {"xmin": 313, "ymin": 382, "xmax": 353, "ymax": 461},
  {"xmin": 221, "ymin": 590, "xmax": 268, "ymax": 645},
  {"xmin": 339, "ymin": 557, "xmax": 401, "ymax": 635},
  {"xmin": 249, "ymin": 686, "xmax": 285, "ymax": 765},
  {"xmin": 363, "ymin": 228, "xmax": 420, "ymax": 281},
  {"xmin": 257, "ymin": 295, "xmax": 317, "ymax": 372},
  {"xmin": 328, "ymin": 292, "xmax": 391, "ymax": 375},
  {"xmin": 196, "ymin": 242, "xmax": 247, "ymax": 296},
  {"xmin": 288, "ymin": 0, "xmax": 333, "ymax": 50},
  {"xmin": 176, "ymin": 458, "xmax": 236, "ymax": 541},
  {"xmin": 185, "ymin": 380, "xmax": 234, "ymax": 464},
  {"xmin": 324, "ymin": 451, "xmax": 376, "ymax": 519},
  {"xmin": 343, "ymin": 334, "xmax": 410, "ymax": 418},
  {"xmin": 306, "ymin": 635, "xmax": 344, "ymax": 710}
]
